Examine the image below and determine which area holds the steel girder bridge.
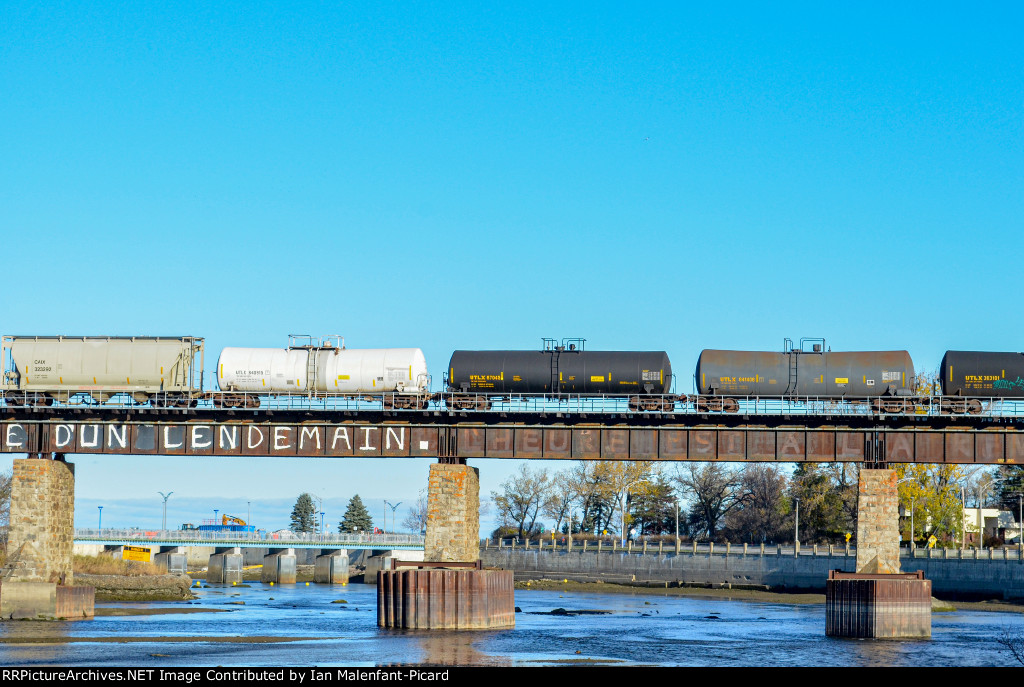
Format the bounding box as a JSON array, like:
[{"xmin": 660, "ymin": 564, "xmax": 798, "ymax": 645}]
[{"xmin": 3, "ymin": 407, "xmax": 1024, "ymax": 464}]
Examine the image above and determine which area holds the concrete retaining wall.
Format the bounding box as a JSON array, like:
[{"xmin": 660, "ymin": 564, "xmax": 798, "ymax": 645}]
[{"xmin": 482, "ymin": 548, "xmax": 1024, "ymax": 599}]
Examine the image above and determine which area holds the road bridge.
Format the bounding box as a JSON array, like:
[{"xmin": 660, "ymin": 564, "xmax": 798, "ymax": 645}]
[
  {"xmin": 73, "ymin": 529, "xmax": 424, "ymax": 551},
  {"xmin": 72, "ymin": 530, "xmax": 424, "ymax": 587}
]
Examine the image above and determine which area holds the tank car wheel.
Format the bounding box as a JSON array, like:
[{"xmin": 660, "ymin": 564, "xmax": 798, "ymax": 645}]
[
  {"xmin": 722, "ymin": 398, "xmax": 739, "ymax": 413},
  {"xmin": 967, "ymin": 399, "xmax": 983, "ymax": 415}
]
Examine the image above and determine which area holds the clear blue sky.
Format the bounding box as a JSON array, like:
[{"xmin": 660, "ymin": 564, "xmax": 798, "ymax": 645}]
[{"xmin": 2, "ymin": 3, "xmax": 1022, "ymax": 533}]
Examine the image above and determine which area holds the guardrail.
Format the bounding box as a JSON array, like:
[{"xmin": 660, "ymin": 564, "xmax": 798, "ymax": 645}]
[
  {"xmin": 75, "ymin": 528, "xmax": 425, "ymax": 548},
  {"xmin": 483, "ymin": 538, "xmax": 1024, "ymax": 561}
]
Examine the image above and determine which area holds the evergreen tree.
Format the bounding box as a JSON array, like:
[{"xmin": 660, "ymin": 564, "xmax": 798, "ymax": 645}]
[
  {"xmin": 338, "ymin": 494, "xmax": 374, "ymax": 533},
  {"xmin": 290, "ymin": 493, "xmax": 316, "ymax": 533}
]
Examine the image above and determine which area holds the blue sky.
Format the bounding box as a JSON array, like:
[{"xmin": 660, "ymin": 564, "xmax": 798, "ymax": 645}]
[{"xmin": 2, "ymin": 3, "xmax": 1022, "ymax": 533}]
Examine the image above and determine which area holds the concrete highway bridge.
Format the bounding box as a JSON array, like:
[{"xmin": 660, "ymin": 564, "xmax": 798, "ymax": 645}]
[
  {"xmin": 73, "ymin": 528, "xmax": 424, "ymax": 550},
  {"xmin": 71, "ymin": 529, "xmax": 425, "ymax": 584},
  {"xmin": 3, "ymin": 405, "xmax": 1024, "ymax": 634}
]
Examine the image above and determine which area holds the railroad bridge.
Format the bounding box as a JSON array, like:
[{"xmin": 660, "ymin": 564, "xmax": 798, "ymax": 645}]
[{"xmin": 3, "ymin": 405, "xmax": 1023, "ymax": 632}]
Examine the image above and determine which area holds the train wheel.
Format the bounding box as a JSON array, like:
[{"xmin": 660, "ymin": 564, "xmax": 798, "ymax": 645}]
[
  {"xmin": 722, "ymin": 398, "xmax": 739, "ymax": 413},
  {"xmin": 967, "ymin": 399, "xmax": 983, "ymax": 415}
]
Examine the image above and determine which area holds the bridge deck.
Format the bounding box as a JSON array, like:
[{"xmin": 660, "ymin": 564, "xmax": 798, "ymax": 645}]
[{"xmin": 4, "ymin": 408, "xmax": 1024, "ymax": 462}]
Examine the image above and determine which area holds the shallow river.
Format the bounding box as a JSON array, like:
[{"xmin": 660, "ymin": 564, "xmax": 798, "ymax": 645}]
[{"xmin": 2, "ymin": 583, "xmax": 1023, "ymax": 667}]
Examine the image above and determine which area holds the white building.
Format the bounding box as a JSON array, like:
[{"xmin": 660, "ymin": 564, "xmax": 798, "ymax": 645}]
[{"xmin": 962, "ymin": 508, "xmax": 1021, "ymax": 544}]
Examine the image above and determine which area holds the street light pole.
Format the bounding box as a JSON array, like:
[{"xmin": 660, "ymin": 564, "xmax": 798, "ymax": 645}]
[
  {"xmin": 384, "ymin": 500, "xmax": 402, "ymax": 534},
  {"xmin": 674, "ymin": 501, "xmax": 679, "ymax": 541},
  {"xmin": 158, "ymin": 491, "xmax": 173, "ymax": 531},
  {"xmin": 954, "ymin": 487, "xmax": 962, "ymax": 552},
  {"xmin": 910, "ymin": 496, "xmax": 915, "ymax": 549},
  {"xmin": 98, "ymin": 505, "xmax": 103, "ymax": 531},
  {"xmin": 794, "ymin": 498, "xmax": 800, "ymax": 552}
]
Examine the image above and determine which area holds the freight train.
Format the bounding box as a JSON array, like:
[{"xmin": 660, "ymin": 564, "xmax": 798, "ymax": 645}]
[{"xmin": 1, "ymin": 334, "xmax": 1021, "ymax": 415}]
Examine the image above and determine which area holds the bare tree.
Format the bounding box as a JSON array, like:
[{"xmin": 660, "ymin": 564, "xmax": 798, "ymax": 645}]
[
  {"xmin": 674, "ymin": 463, "xmax": 748, "ymax": 541},
  {"xmin": 491, "ymin": 464, "xmax": 550, "ymax": 538},
  {"xmin": 402, "ymin": 491, "xmax": 429, "ymax": 533},
  {"xmin": 997, "ymin": 625, "xmax": 1024, "ymax": 666},
  {"xmin": 542, "ymin": 470, "xmax": 577, "ymax": 534},
  {"xmin": 725, "ymin": 464, "xmax": 788, "ymax": 543}
]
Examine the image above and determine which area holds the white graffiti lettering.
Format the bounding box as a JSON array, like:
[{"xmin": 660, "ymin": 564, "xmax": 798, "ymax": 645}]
[
  {"xmin": 219, "ymin": 426, "xmax": 238, "ymax": 450},
  {"xmin": 247, "ymin": 426, "xmax": 265, "ymax": 450},
  {"xmin": 55, "ymin": 424, "xmax": 75, "ymax": 448},
  {"xmin": 300, "ymin": 426, "xmax": 321, "ymax": 451},
  {"xmin": 330, "ymin": 427, "xmax": 351, "ymax": 451},
  {"xmin": 80, "ymin": 425, "xmax": 101, "ymax": 448},
  {"xmin": 274, "ymin": 426, "xmax": 292, "ymax": 451},
  {"xmin": 164, "ymin": 426, "xmax": 183, "ymax": 449},
  {"xmin": 385, "ymin": 427, "xmax": 404, "ymax": 451},
  {"xmin": 191, "ymin": 426, "xmax": 213, "ymax": 449},
  {"xmin": 360, "ymin": 427, "xmax": 378, "ymax": 451},
  {"xmin": 107, "ymin": 425, "xmax": 128, "ymax": 449}
]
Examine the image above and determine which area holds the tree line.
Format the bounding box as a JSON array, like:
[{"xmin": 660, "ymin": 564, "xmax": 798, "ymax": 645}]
[{"xmin": 490, "ymin": 461, "xmax": 1024, "ymax": 547}]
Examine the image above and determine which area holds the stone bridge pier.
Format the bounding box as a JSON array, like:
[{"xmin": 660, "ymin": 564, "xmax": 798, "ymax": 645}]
[
  {"xmin": 826, "ymin": 467, "xmax": 932, "ymax": 638},
  {"xmin": 0, "ymin": 456, "xmax": 94, "ymax": 620},
  {"xmin": 377, "ymin": 461, "xmax": 514, "ymax": 629}
]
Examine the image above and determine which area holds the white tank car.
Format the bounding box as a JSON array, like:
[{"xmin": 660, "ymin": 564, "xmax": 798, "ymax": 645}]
[
  {"xmin": 2, "ymin": 335, "xmax": 204, "ymax": 405},
  {"xmin": 217, "ymin": 343, "xmax": 430, "ymax": 407}
]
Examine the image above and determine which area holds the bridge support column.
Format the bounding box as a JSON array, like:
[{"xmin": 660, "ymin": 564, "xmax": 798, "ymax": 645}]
[
  {"xmin": 377, "ymin": 462, "xmax": 514, "ymax": 630},
  {"xmin": 154, "ymin": 547, "xmax": 187, "ymax": 575},
  {"xmin": 207, "ymin": 548, "xmax": 243, "ymax": 584},
  {"xmin": 0, "ymin": 456, "xmax": 94, "ymax": 620},
  {"xmin": 826, "ymin": 468, "xmax": 931, "ymax": 638},
  {"xmin": 314, "ymin": 550, "xmax": 349, "ymax": 584},
  {"xmin": 262, "ymin": 549, "xmax": 297, "ymax": 584}
]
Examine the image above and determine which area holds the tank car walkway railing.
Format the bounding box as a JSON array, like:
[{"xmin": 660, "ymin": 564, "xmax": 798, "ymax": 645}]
[
  {"xmin": 7, "ymin": 390, "xmax": 1024, "ymax": 418},
  {"xmin": 483, "ymin": 538, "xmax": 1024, "ymax": 561},
  {"xmin": 75, "ymin": 528, "xmax": 425, "ymax": 549}
]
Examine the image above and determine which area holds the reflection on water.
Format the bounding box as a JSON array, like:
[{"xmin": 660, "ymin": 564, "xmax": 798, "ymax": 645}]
[{"xmin": 0, "ymin": 583, "xmax": 1022, "ymax": 667}]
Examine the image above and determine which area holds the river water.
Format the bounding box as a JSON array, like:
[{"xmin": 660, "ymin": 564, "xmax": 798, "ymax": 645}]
[{"xmin": 1, "ymin": 582, "xmax": 1023, "ymax": 667}]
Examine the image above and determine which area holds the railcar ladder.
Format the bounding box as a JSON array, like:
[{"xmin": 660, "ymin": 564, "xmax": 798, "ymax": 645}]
[
  {"xmin": 784, "ymin": 338, "xmax": 798, "ymax": 397},
  {"xmin": 543, "ymin": 338, "xmax": 560, "ymax": 394},
  {"xmin": 305, "ymin": 351, "xmax": 318, "ymax": 396}
]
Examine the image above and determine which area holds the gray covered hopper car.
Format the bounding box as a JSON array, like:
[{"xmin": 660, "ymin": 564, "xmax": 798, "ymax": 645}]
[
  {"xmin": 696, "ymin": 342, "xmax": 914, "ymax": 399},
  {"xmin": 2, "ymin": 335, "xmax": 204, "ymax": 406}
]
